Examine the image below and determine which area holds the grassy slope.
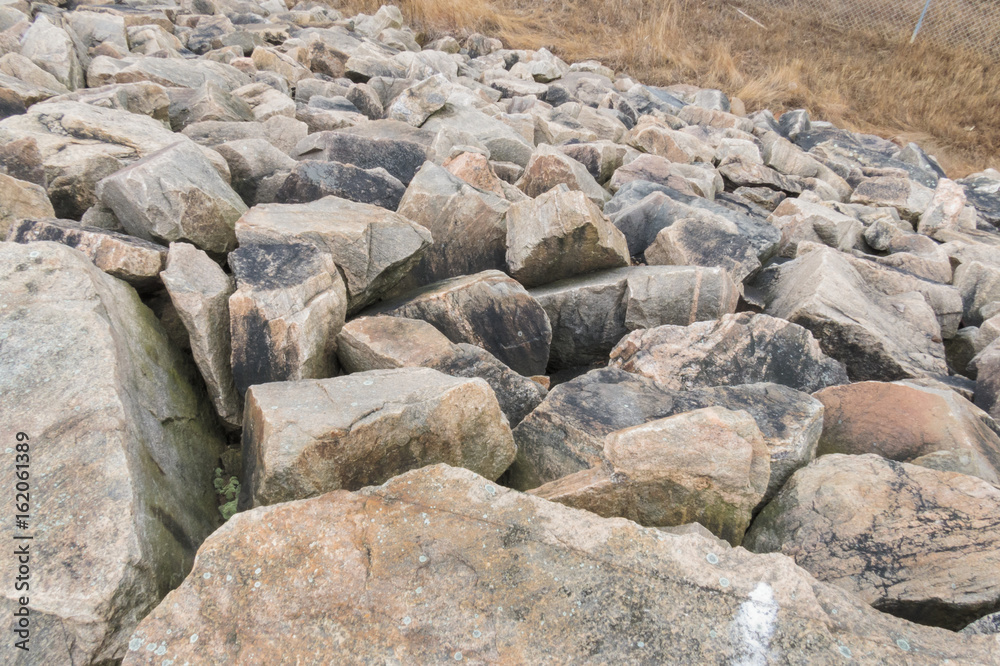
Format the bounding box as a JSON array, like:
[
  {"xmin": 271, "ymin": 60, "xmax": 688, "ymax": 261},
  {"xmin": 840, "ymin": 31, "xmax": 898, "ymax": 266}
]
[{"xmin": 327, "ymin": 0, "xmax": 1000, "ymax": 178}]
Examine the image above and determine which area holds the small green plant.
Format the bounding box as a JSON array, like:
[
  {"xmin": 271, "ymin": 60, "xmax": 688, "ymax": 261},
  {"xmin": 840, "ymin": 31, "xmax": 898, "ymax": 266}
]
[{"xmin": 213, "ymin": 468, "xmax": 240, "ymax": 521}]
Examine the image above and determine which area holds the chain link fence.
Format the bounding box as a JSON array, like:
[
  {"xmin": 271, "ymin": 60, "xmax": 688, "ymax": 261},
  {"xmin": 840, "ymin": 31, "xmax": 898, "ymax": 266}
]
[{"xmin": 733, "ymin": 0, "xmax": 1000, "ymax": 59}]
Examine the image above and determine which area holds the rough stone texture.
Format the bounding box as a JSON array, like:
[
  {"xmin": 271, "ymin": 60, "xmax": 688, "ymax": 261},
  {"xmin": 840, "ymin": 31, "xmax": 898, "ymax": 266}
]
[
  {"xmin": 337, "ymin": 316, "xmax": 545, "ymax": 426},
  {"xmin": 515, "ymin": 143, "xmax": 611, "ymax": 207},
  {"xmin": 850, "ymin": 176, "xmax": 935, "ymax": 221},
  {"xmin": 505, "ymin": 187, "xmax": 629, "ymax": 287},
  {"xmin": 368, "ymin": 270, "xmax": 552, "ymax": 376},
  {"xmin": 386, "ymin": 73, "xmax": 449, "ymax": 126},
  {"xmin": 745, "ymin": 454, "xmax": 1000, "ymax": 630},
  {"xmin": 644, "ymin": 212, "xmax": 761, "ymax": 283},
  {"xmin": 293, "ymin": 121, "xmax": 432, "ymax": 185},
  {"xmin": 160, "ymin": 242, "xmax": 242, "ymax": 430},
  {"xmin": 0, "ymin": 172, "xmax": 55, "ymax": 237},
  {"xmin": 918, "ymin": 178, "xmax": 975, "ymax": 235},
  {"xmin": 509, "ymin": 368, "xmax": 822, "ymax": 500},
  {"xmin": 20, "ymin": 15, "xmax": 83, "ymax": 90},
  {"xmin": 531, "ymin": 266, "xmax": 739, "ymax": 370},
  {"xmin": 273, "ymin": 159, "xmax": 406, "ymax": 210},
  {"xmin": 963, "ymin": 611, "xmax": 1000, "ymax": 636},
  {"xmin": 97, "ymin": 141, "xmax": 247, "ymax": 254},
  {"xmin": 813, "ymin": 380, "xmax": 1000, "ymax": 486},
  {"xmin": 0, "ymin": 241, "xmax": 225, "ymax": 664},
  {"xmin": 214, "ymin": 138, "xmax": 296, "ymax": 205},
  {"xmin": 624, "ymin": 116, "xmax": 714, "ymax": 164},
  {"xmin": 228, "ymin": 243, "xmax": 348, "ymax": 395},
  {"xmin": 235, "ymin": 196, "xmax": 431, "ymax": 313},
  {"xmin": 240, "ymin": 368, "xmax": 516, "ymax": 508},
  {"xmin": 972, "ymin": 339, "xmax": 1000, "ymax": 422},
  {"xmin": 767, "ymin": 197, "xmax": 863, "ymax": 258},
  {"xmin": 124, "ymin": 464, "xmax": 998, "ymax": 665},
  {"xmin": 395, "ymin": 161, "xmax": 509, "ymax": 285},
  {"xmin": 954, "ymin": 259, "xmax": 1000, "ymax": 327},
  {"xmin": 442, "ymin": 151, "xmax": 506, "ymax": 197},
  {"xmin": 531, "ymin": 407, "xmax": 769, "ymax": 545},
  {"xmin": 611, "ymin": 312, "xmax": 848, "ymax": 393},
  {"xmin": 6, "ymin": 217, "xmax": 166, "ymax": 291},
  {"xmin": 756, "ymin": 245, "xmax": 949, "ymax": 381}
]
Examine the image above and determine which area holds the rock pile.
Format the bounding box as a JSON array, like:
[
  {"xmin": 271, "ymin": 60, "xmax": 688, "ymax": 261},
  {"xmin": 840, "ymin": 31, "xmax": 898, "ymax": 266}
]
[{"xmin": 1, "ymin": 0, "xmax": 999, "ymax": 663}]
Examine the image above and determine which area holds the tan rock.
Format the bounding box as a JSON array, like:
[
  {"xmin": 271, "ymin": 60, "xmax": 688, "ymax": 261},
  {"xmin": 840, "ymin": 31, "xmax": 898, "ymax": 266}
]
[
  {"xmin": 6, "ymin": 217, "xmax": 165, "ymax": 290},
  {"xmin": 515, "ymin": 143, "xmax": 610, "ymax": 208},
  {"xmin": 0, "ymin": 172, "xmax": 53, "ymax": 237},
  {"xmin": 532, "ymin": 407, "xmax": 769, "ymax": 545},
  {"xmin": 850, "ymin": 175, "xmax": 935, "ymax": 221},
  {"xmin": 123, "ymin": 465, "xmax": 999, "ymax": 665},
  {"xmin": 644, "ymin": 213, "xmax": 761, "ymax": 283},
  {"xmin": 241, "ymin": 368, "xmax": 516, "ymax": 508},
  {"xmin": 767, "ymin": 197, "xmax": 863, "ymax": 258},
  {"xmin": 0, "ymin": 242, "xmax": 225, "ymax": 664},
  {"xmin": 506, "ymin": 187, "xmax": 629, "ymax": 287},
  {"xmin": 624, "ymin": 116, "xmax": 714, "ymax": 164},
  {"xmin": 337, "ymin": 316, "xmax": 545, "ymax": 426},
  {"xmin": 814, "ymin": 380, "xmax": 1000, "ymax": 486},
  {"xmin": 745, "ymin": 454, "xmax": 1000, "ymax": 630},
  {"xmin": 443, "ymin": 151, "xmax": 505, "ymax": 197},
  {"xmin": 161, "ymin": 243, "xmax": 242, "ymax": 430},
  {"xmin": 610, "ymin": 312, "xmax": 848, "ymax": 393}
]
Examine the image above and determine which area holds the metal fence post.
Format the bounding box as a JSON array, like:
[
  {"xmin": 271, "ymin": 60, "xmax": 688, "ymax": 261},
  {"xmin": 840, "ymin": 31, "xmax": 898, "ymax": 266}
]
[{"xmin": 911, "ymin": 0, "xmax": 934, "ymax": 43}]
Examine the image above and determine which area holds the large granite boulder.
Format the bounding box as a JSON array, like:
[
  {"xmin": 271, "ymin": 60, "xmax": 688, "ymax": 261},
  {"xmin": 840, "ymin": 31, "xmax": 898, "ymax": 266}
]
[
  {"xmin": 235, "ymin": 196, "xmax": 431, "ymax": 313},
  {"xmin": 0, "ymin": 173, "xmax": 54, "ymax": 238},
  {"xmin": 337, "ymin": 316, "xmax": 545, "ymax": 426},
  {"xmin": 240, "ymin": 369, "xmax": 516, "ymax": 508},
  {"xmin": 531, "ymin": 407, "xmax": 771, "ymax": 545},
  {"xmin": 611, "ymin": 312, "xmax": 848, "ymax": 393},
  {"xmin": 367, "ymin": 270, "xmax": 552, "ymax": 376},
  {"xmin": 745, "ymin": 454, "xmax": 1000, "ymax": 630},
  {"xmin": 0, "ymin": 241, "xmax": 225, "ymax": 664},
  {"xmin": 123, "ymin": 465, "xmax": 999, "ymax": 664}
]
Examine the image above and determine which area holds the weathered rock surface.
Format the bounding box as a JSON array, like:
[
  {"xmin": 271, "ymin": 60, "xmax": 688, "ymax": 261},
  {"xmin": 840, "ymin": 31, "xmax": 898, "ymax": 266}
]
[
  {"xmin": 395, "ymin": 161, "xmax": 509, "ymax": 285},
  {"xmin": 160, "ymin": 242, "xmax": 242, "ymax": 430},
  {"xmin": 755, "ymin": 245, "xmax": 949, "ymax": 381},
  {"xmin": 531, "ymin": 407, "xmax": 770, "ymax": 545},
  {"xmin": 745, "ymin": 454, "xmax": 1000, "ymax": 630},
  {"xmin": 516, "ymin": 143, "xmax": 612, "ymax": 207},
  {"xmin": 228, "ymin": 243, "xmax": 347, "ymax": 395},
  {"xmin": 611, "ymin": 312, "xmax": 848, "ymax": 393},
  {"xmin": 293, "ymin": 121, "xmax": 432, "ymax": 185},
  {"xmin": 337, "ymin": 316, "xmax": 545, "ymax": 426},
  {"xmin": 505, "ymin": 187, "xmax": 629, "ymax": 287},
  {"xmin": 813, "ymin": 380, "xmax": 1000, "ymax": 486},
  {"xmin": 124, "ymin": 464, "xmax": 999, "ymax": 665},
  {"xmin": 0, "ymin": 173, "xmax": 54, "ymax": 237},
  {"xmin": 509, "ymin": 368, "xmax": 822, "ymax": 497},
  {"xmin": 0, "ymin": 241, "xmax": 225, "ymax": 664},
  {"xmin": 531, "ymin": 266, "xmax": 739, "ymax": 370},
  {"xmin": 6, "ymin": 217, "xmax": 166, "ymax": 291},
  {"xmin": 240, "ymin": 369, "xmax": 515, "ymax": 508},
  {"xmin": 273, "ymin": 159, "xmax": 406, "ymax": 209},
  {"xmin": 369, "ymin": 270, "xmax": 552, "ymax": 376},
  {"xmin": 235, "ymin": 196, "xmax": 431, "ymax": 312},
  {"xmin": 97, "ymin": 141, "xmax": 247, "ymax": 254},
  {"xmin": 643, "ymin": 211, "xmax": 761, "ymax": 282}
]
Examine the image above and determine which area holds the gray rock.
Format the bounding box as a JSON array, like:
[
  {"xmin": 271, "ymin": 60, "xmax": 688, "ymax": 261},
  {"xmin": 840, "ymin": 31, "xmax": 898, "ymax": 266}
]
[
  {"xmin": 531, "ymin": 266, "xmax": 739, "ymax": 370},
  {"xmin": 293, "ymin": 120, "xmax": 433, "ymax": 185},
  {"xmin": 273, "ymin": 159, "xmax": 406, "ymax": 210},
  {"xmin": 644, "ymin": 211, "xmax": 761, "ymax": 283},
  {"xmin": 337, "ymin": 316, "xmax": 545, "ymax": 426},
  {"xmin": 766, "ymin": 196, "xmax": 863, "ymax": 258},
  {"xmin": 515, "ymin": 143, "xmax": 611, "ymax": 208},
  {"xmin": 850, "ymin": 175, "xmax": 935, "ymax": 221},
  {"xmin": 0, "ymin": 172, "xmax": 53, "ymax": 238},
  {"xmin": 214, "ymin": 138, "xmax": 296, "ymax": 206},
  {"xmin": 160, "ymin": 242, "xmax": 242, "ymax": 430},
  {"xmin": 0, "ymin": 241, "xmax": 225, "ymax": 664},
  {"xmin": 97, "ymin": 141, "xmax": 247, "ymax": 254},
  {"xmin": 367, "ymin": 270, "xmax": 552, "ymax": 376},
  {"xmin": 20, "ymin": 15, "xmax": 83, "ymax": 90},
  {"xmin": 228, "ymin": 243, "xmax": 348, "ymax": 395},
  {"xmin": 386, "ymin": 73, "xmax": 449, "ymax": 126},
  {"xmin": 963, "ymin": 611, "xmax": 1000, "ymax": 636},
  {"xmin": 166, "ymin": 83, "xmax": 254, "ymax": 131}
]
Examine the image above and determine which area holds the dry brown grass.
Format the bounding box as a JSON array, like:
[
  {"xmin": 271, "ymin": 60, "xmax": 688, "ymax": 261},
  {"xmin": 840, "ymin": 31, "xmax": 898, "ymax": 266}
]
[{"xmin": 328, "ymin": 0, "xmax": 1000, "ymax": 177}]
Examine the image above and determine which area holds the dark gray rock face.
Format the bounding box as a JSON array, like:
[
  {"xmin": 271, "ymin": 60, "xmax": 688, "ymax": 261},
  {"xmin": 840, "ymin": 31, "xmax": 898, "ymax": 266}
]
[
  {"xmin": 273, "ymin": 159, "xmax": 405, "ymax": 210},
  {"xmin": 293, "ymin": 122, "xmax": 432, "ymax": 185}
]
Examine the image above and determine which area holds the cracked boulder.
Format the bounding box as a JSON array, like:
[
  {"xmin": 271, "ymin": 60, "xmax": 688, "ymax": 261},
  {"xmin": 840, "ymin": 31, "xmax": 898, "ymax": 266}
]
[
  {"xmin": 531, "ymin": 266, "xmax": 739, "ymax": 370},
  {"xmin": 368, "ymin": 271, "xmax": 552, "ymax": 376},
  {"xmin": 754, "ymin": 245, "xmax": 948, "ymax": 380},
  {"xmin": 505, "ymin": 187, "xmax": 629, "ymax": 287},
  {"xmin": 240, "ymin": 368, "xmax": 516, "ymax": 508},
  {"xmin": 235, "ymin": 196, "xmax": 431, "ymax": 313},
  {"xmin": 508, "ymin": 367, "xmax": 822, "ymax": 499},
  {"xmin": 123, "ymin": 464, "xmax": 998, "ymax": 665},
  {"xmin": 97, "ymin": 141, "xmax": 247, "ymax": 254},
  {"xmin": 0, "ymin": 242, "xmax": 225, "ymax": 664},
  {"xmin": 531, "ymin": 407, "xmax": 770, "ymax": 546},
  {"xmin": 337, "ymin": 316, "xmax": 545, "ymax": 426},
  {"xmin": 515, "ymin": 144, "xmax": 611, "ymax": 208},
  {"xmin": 745, "ymin": 454, "xmax": 1000, "ymax": 630},
  {"xmin": 228, "ymin": 243, "xmax": 347, "ymax": 395},
  {"xmin": 610, "ymin": 312, "xmax": 848, "ymax": 393}
]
